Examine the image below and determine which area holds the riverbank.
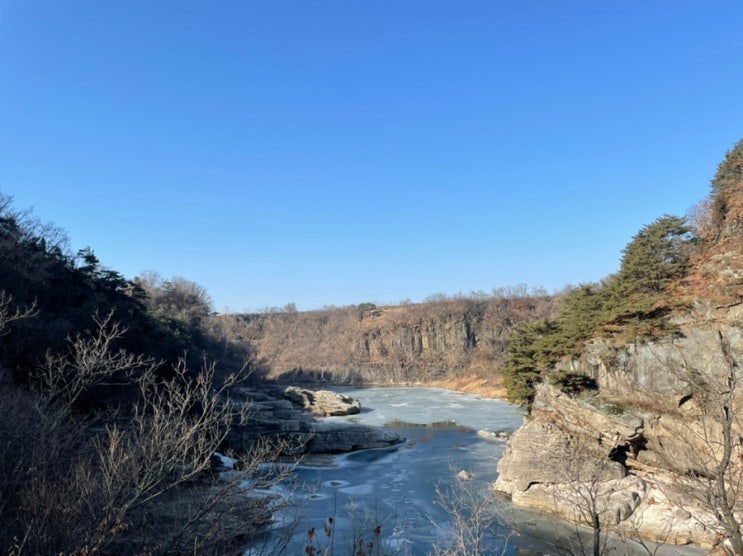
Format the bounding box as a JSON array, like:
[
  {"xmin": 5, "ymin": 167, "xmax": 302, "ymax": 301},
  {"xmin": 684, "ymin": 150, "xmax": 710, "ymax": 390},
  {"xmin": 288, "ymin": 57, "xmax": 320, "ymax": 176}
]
[
  {"xmin": 429, "ymin": 374, "xmax": 508, "ymax": 399},
  {"xmin": 274, "ymin": 373, "xmax": 511, "ymax": 401}
]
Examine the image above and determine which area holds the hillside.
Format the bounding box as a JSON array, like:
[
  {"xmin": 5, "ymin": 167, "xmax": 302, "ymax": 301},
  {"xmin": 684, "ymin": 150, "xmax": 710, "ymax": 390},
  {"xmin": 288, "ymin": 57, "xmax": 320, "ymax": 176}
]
[
  {"xmin": 0, "ymin": 194, "xmax": 278, "ymax": 554},
  {"xmin": 211, "ymin": 295, "xmax": 561, "ymax": 395}
]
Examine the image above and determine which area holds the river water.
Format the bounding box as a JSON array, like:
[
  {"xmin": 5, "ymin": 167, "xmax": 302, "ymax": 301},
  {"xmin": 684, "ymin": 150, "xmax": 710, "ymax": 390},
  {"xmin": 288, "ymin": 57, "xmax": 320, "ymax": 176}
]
[{"xmin": 246, "ymin": 387, "xmax": 703, "ymax": 556}]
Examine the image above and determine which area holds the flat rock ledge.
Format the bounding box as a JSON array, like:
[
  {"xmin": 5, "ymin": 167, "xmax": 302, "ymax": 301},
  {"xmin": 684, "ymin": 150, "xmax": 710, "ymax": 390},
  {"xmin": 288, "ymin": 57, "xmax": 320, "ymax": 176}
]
[{"xmin": 224, "ymin": 387, "xmax": 403, "ymax": 455}]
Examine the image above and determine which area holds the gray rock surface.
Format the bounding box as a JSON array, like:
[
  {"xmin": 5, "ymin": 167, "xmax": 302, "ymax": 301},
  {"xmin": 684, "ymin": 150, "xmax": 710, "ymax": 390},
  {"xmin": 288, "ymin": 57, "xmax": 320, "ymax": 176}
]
[
  {"xmin": 223, "ymin": 387, "xmax": 402, "ymax": 455},
  {"xmin": 282, "ymin": 385, "xmax": 361, "ymax": 416},
  {"xmin": 495, "ymin": 387, "xmax": 718, "ymax": 546}
]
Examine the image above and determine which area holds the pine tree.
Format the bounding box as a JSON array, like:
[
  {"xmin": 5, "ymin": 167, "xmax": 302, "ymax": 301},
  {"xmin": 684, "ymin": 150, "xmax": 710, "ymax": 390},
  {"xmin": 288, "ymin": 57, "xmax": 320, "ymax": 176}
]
[
  {"xmin": 711, "ymin": 138, "xmax": 743, "ymax": 195},
  {"xmin": 615, "ymin": 214, "xmax": 693, "ymax": 297},
  {"xmin": 709, "ymin": 138, "xmax": 743, "ymax": 235},
  {"xmin": 502, "ymin": 319, "xmax": 560, "ymax": 405}
]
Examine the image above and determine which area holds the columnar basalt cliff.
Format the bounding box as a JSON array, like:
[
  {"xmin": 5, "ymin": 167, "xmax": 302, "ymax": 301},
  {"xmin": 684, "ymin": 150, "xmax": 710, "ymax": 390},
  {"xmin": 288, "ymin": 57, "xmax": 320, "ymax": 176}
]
[{"xmin": 213, "ymin": 296, "xmax": 560, "ymax": 386}]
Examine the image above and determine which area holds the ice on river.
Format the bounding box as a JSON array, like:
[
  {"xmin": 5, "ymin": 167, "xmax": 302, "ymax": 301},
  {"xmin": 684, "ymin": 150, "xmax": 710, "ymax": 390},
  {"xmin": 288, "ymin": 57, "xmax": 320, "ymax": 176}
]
[
  {"xmin": 245, "ymin": 387, "xmax": 704, "ymax": 555},
  {"xmin": 326, "ymin": 386, "xmax": 524, "ymax": 434},
  {"xmin": 244, "ymin": 387, "xmax": 526, "ymax": 555}
]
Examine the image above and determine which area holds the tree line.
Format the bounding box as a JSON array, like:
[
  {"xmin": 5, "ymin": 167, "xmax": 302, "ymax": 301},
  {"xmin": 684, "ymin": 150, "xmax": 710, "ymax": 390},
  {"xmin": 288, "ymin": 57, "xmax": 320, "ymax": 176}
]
[{"xmin": 0, "ymin": 192, "xmax": 281, "ymax": 554}]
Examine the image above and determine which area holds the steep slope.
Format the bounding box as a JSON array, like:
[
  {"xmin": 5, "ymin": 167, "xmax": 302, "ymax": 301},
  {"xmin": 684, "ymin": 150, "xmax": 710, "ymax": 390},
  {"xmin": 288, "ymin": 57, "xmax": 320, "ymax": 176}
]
[
  {"xmin": 495, "ymin": 140, "xmax": 743, "ymax": 552},
  {"xmin": 213, "ymin": 296, "xmax": 561, "ymax": 391}
]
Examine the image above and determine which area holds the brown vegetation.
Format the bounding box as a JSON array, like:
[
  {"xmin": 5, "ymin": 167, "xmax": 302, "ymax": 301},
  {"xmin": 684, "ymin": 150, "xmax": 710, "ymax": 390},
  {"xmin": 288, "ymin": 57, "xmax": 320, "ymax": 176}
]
[
  {"xmin": 0, "ymin": 305, "xmax": 289, "ymax": 555},
  {"xmin": 430, "ymin": 374, "xmax": 508, "ymax": 399},
  {"xmin": 675, "ymin": 181, "xmax": 743, "ymax": 305},
  {"xmin": 211, "ymin": 296, "xmax": 561, "ymax": 390}
]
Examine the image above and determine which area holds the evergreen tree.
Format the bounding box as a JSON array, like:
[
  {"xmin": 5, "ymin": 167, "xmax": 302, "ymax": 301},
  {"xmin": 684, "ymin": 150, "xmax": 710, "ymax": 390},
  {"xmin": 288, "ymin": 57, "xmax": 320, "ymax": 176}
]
[
  {"xmin": 709, "ymin": 138, "xmax": 743, "ymax": 234},
  {"xmin": 502, "ymin": 319, "xmax": 560, "ymax": 405},
  {"xmin": 614, "ymin": 214, "xmax": 693, "ymax": 298},
  {"xmin": 548, "ymin": 283, "xmax": 609, "ymax": 357},
  {"xmin": 711, "ymin": 138, "xmax": 743, "ymax": 195},
  {"xmin": 501, "ymin": 215, "xmax": 694, "ymax": 406}
]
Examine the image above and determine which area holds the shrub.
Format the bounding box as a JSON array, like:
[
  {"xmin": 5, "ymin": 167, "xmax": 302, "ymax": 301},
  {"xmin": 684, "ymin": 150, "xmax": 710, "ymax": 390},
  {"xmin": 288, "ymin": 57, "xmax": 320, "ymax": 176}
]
[{"xmin": 548, "ymin": 371, "xmax": 598, "ymax": 396}]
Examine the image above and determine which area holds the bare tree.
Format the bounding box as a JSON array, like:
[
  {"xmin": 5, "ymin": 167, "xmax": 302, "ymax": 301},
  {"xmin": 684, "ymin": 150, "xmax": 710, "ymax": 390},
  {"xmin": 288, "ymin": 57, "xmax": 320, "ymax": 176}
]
[
  {"xmin": 542, "ymin": 435, "xmax": 626, "ymax": 556},
  {"xmin": 501, "ymin": 400, "xmax": 672, "ymax": 556},
  {"xmin": 431, "ymin": 467, "xmax": 511, "ymax": 556},
  {"xmin": 654, "ymin": 330, "xmax": 743, "ymax": 555},
  {"xmin": 3, "ymin": 313, "xmax": 293, "ymax": 555},
  {"xmin": 135, "ymin": 272, "xmax": 213, "ymax": 325},
  {"xmin": 35, "ymin": 310, "xmax": 154, "ymax": 410}
]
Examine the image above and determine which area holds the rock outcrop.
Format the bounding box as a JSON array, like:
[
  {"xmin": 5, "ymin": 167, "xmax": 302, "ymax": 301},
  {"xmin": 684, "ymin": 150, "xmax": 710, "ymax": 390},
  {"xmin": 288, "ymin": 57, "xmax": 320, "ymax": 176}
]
[
  {"xmin": 495, "ymin": 383, "xmax": 718, "ymax": 547},
  {"xmin": 306, "ymin": 420, "xmax": 402, "ymax": 453},
  {"xmin": 282, "ymin": 386, "xmax": 361, "ymax": 416},
  {"xmin": 223, "ymin": 387, "xmax": 402, "ymax": 456},
  {"xmin": 496, "ymin": 302, "xmax": 743, "ymax": 549}
]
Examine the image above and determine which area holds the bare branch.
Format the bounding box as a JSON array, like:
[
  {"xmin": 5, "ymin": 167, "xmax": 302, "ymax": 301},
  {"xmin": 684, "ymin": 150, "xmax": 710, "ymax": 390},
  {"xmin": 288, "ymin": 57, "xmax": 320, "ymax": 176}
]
[
  {"xmin": 35, "ymin": 310, "xmax": 158, "ymax": 410},
  {"xmin": 0, "ymin": 291, "xmax": 37, "ymax": 336}
]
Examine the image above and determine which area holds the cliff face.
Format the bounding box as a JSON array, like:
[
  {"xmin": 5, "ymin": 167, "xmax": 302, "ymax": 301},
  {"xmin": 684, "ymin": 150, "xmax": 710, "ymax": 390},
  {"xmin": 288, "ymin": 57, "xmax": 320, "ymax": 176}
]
[
  {"xmin": 495, "ymin": 160, "xmax": 743, "ymax": 551},
  {"xmin": 567, "ymin": 303, "xmax": 743, "ymax": 407},
  {"xmin": 495, "ymin": 302, "xmax": 743, "ymax": 548},
  {"xmin": 215, "ymin": 297, "xmax": 559, "ymax": 385},
  {"xmin": 495, "ymin": 384, "xmax": 716, "ymax": 547}
]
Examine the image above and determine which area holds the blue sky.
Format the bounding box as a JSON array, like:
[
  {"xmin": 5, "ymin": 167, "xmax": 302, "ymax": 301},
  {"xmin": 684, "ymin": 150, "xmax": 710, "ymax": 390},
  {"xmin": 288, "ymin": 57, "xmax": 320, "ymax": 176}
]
[{"xmin": 1, "ymin": 1, "xmax": 742, "ymax": 312}]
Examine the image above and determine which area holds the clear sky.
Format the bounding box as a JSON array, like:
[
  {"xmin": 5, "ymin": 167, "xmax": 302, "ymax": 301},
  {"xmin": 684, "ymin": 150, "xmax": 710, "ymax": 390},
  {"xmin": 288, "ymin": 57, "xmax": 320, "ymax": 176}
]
[{"xmin": 1, "ymin": 1, "xmax": 742, "ymax": 312}]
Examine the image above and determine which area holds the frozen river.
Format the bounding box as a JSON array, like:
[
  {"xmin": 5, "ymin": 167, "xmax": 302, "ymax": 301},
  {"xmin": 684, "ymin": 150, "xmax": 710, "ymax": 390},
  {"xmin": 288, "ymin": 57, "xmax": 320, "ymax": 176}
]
[
  {"xmin": 247, "ymin": 386, "xmax": 528, "ymax": 555},
  {"xmin": 246, "ymin": 387, "xmax": 703, "ymax": 556},
  {"xmin": 301, "ymin": 387, "xmax": 525, "ymax": 554}
]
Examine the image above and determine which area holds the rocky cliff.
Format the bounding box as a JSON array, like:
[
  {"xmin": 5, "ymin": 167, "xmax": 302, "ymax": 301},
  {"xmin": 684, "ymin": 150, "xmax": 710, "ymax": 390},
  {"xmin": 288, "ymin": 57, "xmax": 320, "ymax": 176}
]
[
  {"xmin": 496, "ymin": 300, "xmax": 743, "ymax": 550},
  {"xmin": 495, "ymin": 144, "xmax": 743, "ymax": 552},
  {"xmin": 212, "ymin": 296, "xmax": 559, "ymax": 387}
]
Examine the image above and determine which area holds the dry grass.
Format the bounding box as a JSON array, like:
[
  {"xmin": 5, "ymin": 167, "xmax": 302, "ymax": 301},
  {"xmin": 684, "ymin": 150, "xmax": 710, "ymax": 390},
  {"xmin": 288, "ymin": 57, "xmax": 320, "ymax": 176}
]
[{"xmin": 430, "ymin": 374, "xmax": 508, "ymax": 400}]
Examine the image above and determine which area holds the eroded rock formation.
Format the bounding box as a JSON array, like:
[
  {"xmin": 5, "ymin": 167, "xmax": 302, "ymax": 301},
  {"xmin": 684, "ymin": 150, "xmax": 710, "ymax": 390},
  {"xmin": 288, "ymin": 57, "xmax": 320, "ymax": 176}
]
[
  {"xmin": 495, "ymin": 302, "xmax": 743, "ymax": 549},
  {"xmin": 223, "ymin": 387, "xmax": 402, "ymax": 456}
]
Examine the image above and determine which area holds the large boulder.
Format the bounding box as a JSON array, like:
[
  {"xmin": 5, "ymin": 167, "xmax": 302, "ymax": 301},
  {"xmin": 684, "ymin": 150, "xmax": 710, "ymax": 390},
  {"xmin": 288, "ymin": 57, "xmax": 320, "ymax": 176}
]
[{"xmin": 282, "ymin": 386, "xmax": 361, "ymax": 416}]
